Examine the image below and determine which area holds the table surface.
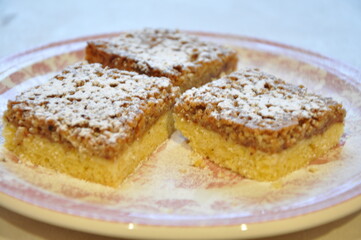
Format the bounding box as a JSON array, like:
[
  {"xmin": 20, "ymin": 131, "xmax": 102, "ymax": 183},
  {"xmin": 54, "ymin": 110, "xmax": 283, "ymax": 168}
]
[{"xmin": 0, "ymin": 0, "xmax": 360, "ymax": 239}]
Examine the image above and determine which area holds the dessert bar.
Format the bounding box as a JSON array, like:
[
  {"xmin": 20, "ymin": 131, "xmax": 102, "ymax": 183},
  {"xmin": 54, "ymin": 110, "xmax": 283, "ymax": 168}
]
[
  {"xmin": 86, "ymin": 28, "xmax": 238, "ymax": 92},
  {"xmin": 3, "ymin": 63, "xmax": 180, "ymax": 186},
  {"xmin": 174, "ymin": 69, "xmax": 346, "ymax": 181}
]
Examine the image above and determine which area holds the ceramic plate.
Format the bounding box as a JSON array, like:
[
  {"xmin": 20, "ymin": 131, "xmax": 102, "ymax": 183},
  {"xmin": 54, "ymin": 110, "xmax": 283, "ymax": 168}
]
[{"xmin": 0, "ymin": 32, "xmax": 360, "ymax": 239}]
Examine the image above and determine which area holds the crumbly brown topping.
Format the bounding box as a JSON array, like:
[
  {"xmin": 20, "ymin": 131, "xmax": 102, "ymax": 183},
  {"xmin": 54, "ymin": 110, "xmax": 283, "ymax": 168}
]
[
  {"xmin": 174, "ymin": 69, "xmax": 345, "ymax": 153},
  {"xmin": 4, "ymin": 62, "xmax": 180, "ymax": 159},
  {"xmin": 87, "ymin": 28, "xmax": 237, "ymax": 77}
]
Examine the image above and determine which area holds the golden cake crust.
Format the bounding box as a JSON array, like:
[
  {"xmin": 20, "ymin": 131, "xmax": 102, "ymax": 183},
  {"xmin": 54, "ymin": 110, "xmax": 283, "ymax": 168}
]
[
  {"xmin": 174, "ymin": 69, "xmax": 346, "ymax": 153},
  {"xmin": 4, "ymin": 62, "xmax": 180, "ymax": 159},
  {"xmin": 85, "ymin": 28, "xmax": 238, "ymax": 91}
]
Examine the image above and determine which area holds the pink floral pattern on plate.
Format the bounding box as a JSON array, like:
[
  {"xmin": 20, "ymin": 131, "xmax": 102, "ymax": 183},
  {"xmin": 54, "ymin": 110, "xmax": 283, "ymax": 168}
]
[{"xmin": 0, "ymin": 32, "xmax": 360, "ymax": 228}]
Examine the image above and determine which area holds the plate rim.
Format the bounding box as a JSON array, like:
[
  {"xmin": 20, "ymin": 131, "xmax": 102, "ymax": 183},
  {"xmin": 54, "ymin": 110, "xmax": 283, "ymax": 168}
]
[
  {"xmin": 1, "ymin": 192, "xmax": 361, "ymax": 239},
  {"xmin": 1, "ymin": 30, "xmax": 360, "ymax": 85},
  {"xmin": 0, "ymin": 31, "xmax": 361, "ymax": 239}
]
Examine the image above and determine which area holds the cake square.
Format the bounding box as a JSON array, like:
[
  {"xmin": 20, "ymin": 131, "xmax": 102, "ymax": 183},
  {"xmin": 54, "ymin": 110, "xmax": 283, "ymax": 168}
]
[
  {"xmin": 3, "ymin": 62, "xmax": 180, "ymax": 187},
  {"xmin": 174, "ymin": 69, "xmax": 346, "ymax": 181},
  {"xmin": 85, "ymin": 28, "xmax": 238, "ymax": 92}
]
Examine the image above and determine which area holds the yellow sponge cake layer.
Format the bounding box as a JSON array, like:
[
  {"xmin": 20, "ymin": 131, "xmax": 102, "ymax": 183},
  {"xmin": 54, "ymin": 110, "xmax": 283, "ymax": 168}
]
[
  {"xmin": 4, "ymin": 111, "xmax": 173, "ymax": 187},
  {"xmin": 174, "ymin": 115, "xmax": 344, "ymax": 181}
]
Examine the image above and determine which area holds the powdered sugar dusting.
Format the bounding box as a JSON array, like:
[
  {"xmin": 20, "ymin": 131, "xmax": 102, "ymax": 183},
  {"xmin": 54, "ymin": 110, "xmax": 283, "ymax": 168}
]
[
  {"xmin": 179, "ymin": 69, "xmax": 339, "ymax": 130},
  {"xmin": 92, "ymin": 28, "xmax": 235, "ymax": 75},
  {"xmin": 5, "ymin": 62, "xmax": 179, "ymax": 158}
]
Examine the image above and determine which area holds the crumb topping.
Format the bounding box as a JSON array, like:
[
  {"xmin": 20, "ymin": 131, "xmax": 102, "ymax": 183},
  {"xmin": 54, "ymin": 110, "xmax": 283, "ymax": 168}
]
[
  {"xmin": 175, "ymin": 69, "xmax": 345, "ymax": 152},
  {"xmin": 90, "ymin": 28, "xmax": 236, "ymax": 76},
  {"xmin": 5, "ymin": 63, "xmax": 180, "ymax": 159}
]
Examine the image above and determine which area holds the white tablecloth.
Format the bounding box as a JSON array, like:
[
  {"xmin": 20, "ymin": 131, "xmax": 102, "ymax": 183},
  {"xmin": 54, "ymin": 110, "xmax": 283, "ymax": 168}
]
[{"xmin": 0, "ymin": 0, "xmax": 360, "ymax": 239}]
